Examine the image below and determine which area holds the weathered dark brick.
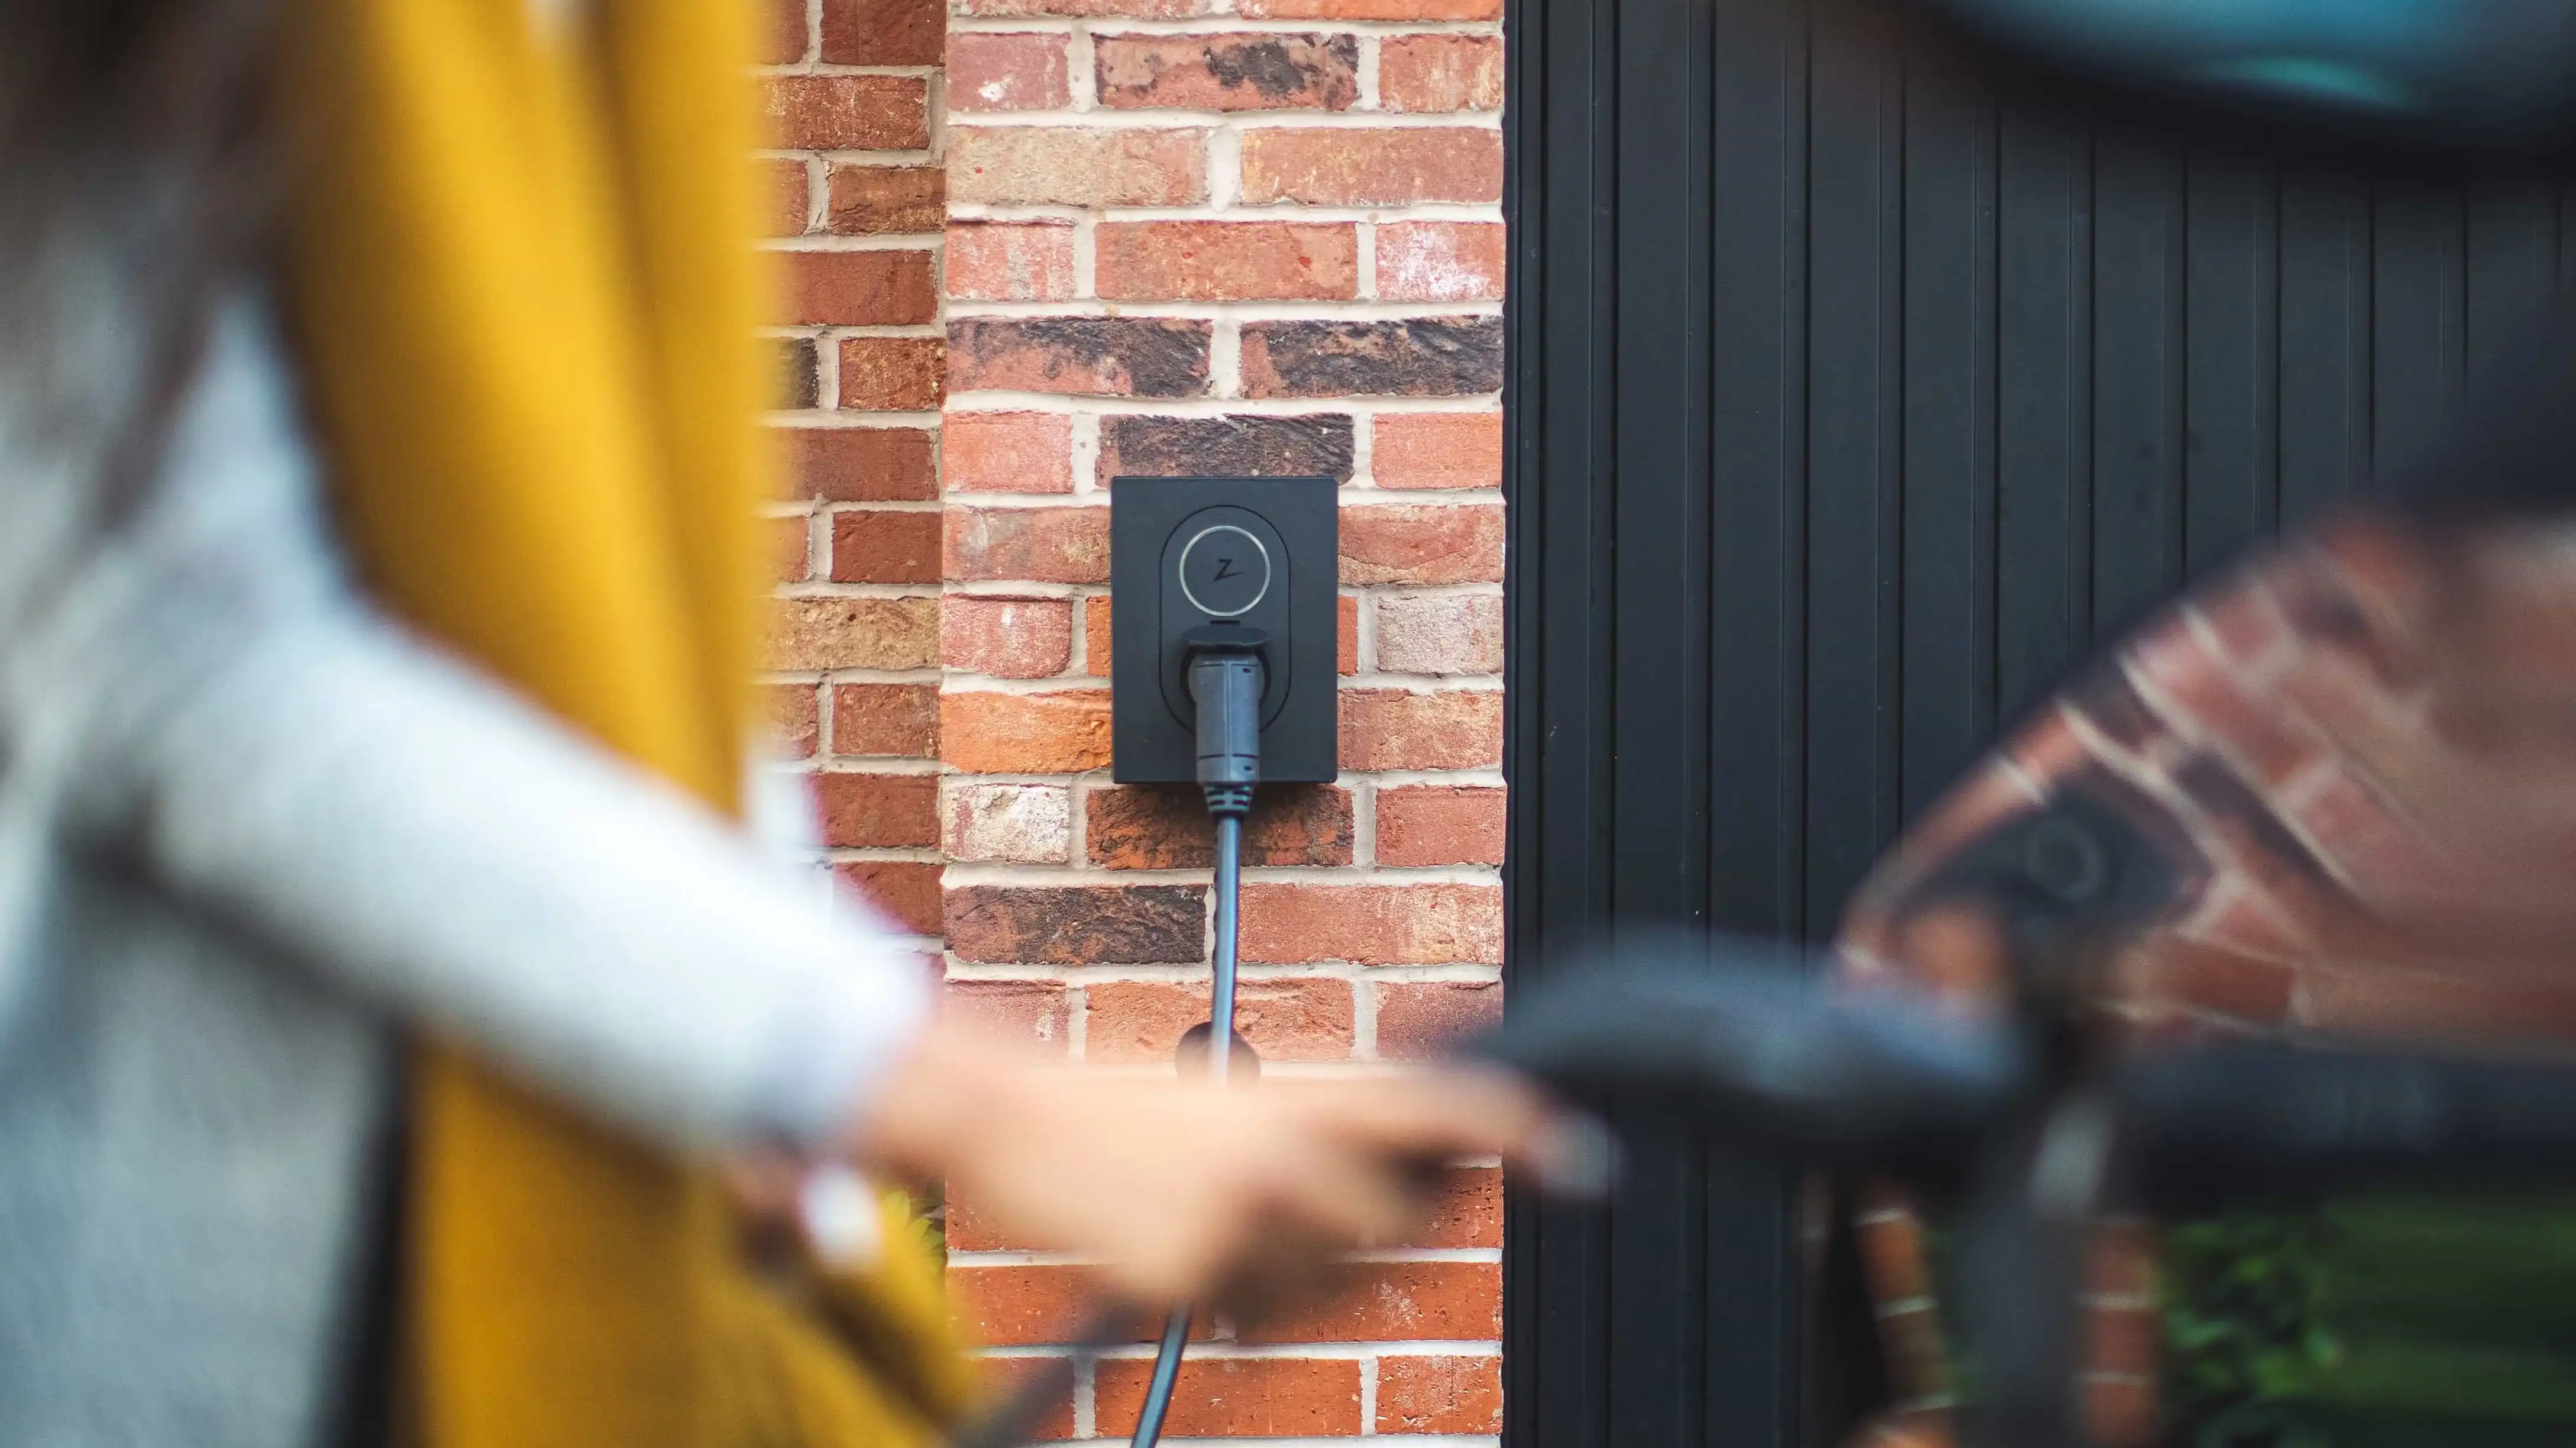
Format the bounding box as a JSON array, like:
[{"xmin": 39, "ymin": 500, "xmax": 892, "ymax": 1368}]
[
  {"xmin": 1096, "ymin": 34, "xmax": 1359, "ymax": 111},
  {"xmin": 1098, "ymin": 413, "xmax": 1353, "ymax": 486},
  {"xmin": 945, "ymin": 885, "xmax": 1208, "ymax": 964},
  {"xmin": 1240, "ymin": 317, "xmax": 1502, "ymax": 398},
  {"xmin": 1088, "ymin": 784, "xmax": 1354, "ymax": 868},
  {"xmin": 774, "ymin": 338, "xmax": 819, "ymax": 410},
  {"xmin": 948, "ymin": 317, "xmax": 1211, "ymax": 397}
]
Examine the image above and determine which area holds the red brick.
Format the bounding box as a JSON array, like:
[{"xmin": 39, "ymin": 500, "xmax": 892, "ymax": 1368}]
[
  {"xmin": 943, "ymin": 595, "xmax": 1075, "ymax": 677},
  {"xmin": 1339, "ymin": 593, "xmax": 1360, "ymax": 674},
  {"xmin": 1086, "ymin": 977, "xmax": 1356, "ymax": 1062},
  {"xmin": 2290, "ymin": 769, "xmax": 2433, "ymax": 899},
  {"xmin": 764, "ymin": 75, "xmax": 930, "ymax": 151},
  {"xmin": 764, "ymin": 684, "xmax": 822, "ymax": 759},
  {"xmin": 946, "ymin": 506, "xmax": 1111, "ymax": 583},
  {"xmin": 945, "ymin": 884, "xmax": 1207, "ymax": 964},
  {"xmin": 821, "ymin": 0, "xmax": 943, "ymax": 64},
  {"xmin": 1375, "ymin": 1355, "xmax": 1501, "ymax": 1434},
  {"xmin": 826, "ymin": 164, "xmax": 945, "ymax": 235},
  {"xmin": 942, "ymin": 781, "xmax": 1074, "ymax": 862},
  {"xmin": 838, "ymin": 337, "xmax": 945, "ymax": 410},
  {"xmin": 2116, "ymin": 937, "xmax": 2295, "ymax": 1027},
  {"xmin": 949, "ymin": 318, "xmax": 1211, "ymax": 399},
  {"xmin": 941, "ymin": 690, "xmax": 1115, "ymax": 773},
  {"xmin": 1408, "ymin": 1166, "xmax": 1502, "ymax": 1248},
  {"xmin": 2089, "ymin": 1221, "xmax": 2156, "ymax": 1297},
  {"xmin": 949, "ymin": 127, "xmax": 1209, "ymax": 206},
  {"xmin": 2089, "ymin": 1375, "xmax": 2157, "ymax": 1447},
  {"xmin": 773, "ymin": 515, "xmax": 813, "ymax": 582},
  {"xmin": 829, "ymin": 508, "xmax": 940, "ymax": 583},
  {"xmin": 1376, "ymin": 978, "xmax": 1502, "ymax": 1057},
  {"xmin": 835, "ymin": 859, "xmax": 941, "ymax": 933},
  {"xmin": 768, "ymin": 596, "xmax": 939, "ymax": 670},
  {"xmin": 949, "ymin": 1265, "xmax": 1114, "ymax": 1346},
  {"xmin": 1376, "ymin": 785, "xmax": 1505, "ymax": 865},
  {"xmin": 767, "ymin": 160, "xmax": 812, "ymax": 236},
  {"xmin": 943, "ymin": 978, "xmax": 1071, "ymax": 1052},
  {"xmin": 1240, "ymin": 883, "xmax": 1501, "ymax": 965},
  {"xmin": 767, "ymin": 0, "xmax": 812, "ymax": 63},
  {"xmin": 1238, "ymin": 1261, "xmax": 1500, "ymax": 1342},
  {"xmin": 1378, "ymin": 34, "xmax": 1505, "ymax": 112},
  {"xmin": 1243, "ymin": 317, "xmax": 1502, "ymax": 398},
  {"xmin": 1856, "ymin": 1208, "xmax": 1933, "ymax": 1301},
  {"xmin": 833, "ymin": 682, "xmax": 939, "ymax": 757},
  {"xmin": 1239, "ymin": 126, "xmax": 1501, "ymax": 205},
  {"xmin": 945, "ymin": 411, "xmax": 1075, "ymax": 493},
  {"xmin": 945, "ymin": 222, "xmax": 1078, "ymax": 302},
  {"xmin": 2090, "ymin": 1304, "xmax": 2157, "ymax": 1376},
  {"xmin": 2137, "ymin": 652, "xmax": 2329, "ymax": 792},
  {"xmin": 784, "ymin": 250, "xmax": 937, "ymax": 326},
  {"xmin": 1877, "ymin": 1304, "xmax": 1952, "ymax": 1400},
  {"xmin": 1375, "ymin": 221, "xmax": 1506, "ymax": 301},
  {"xmin": 1095, "ymin": 33, "xmax": 1358, "ymax": 111},
  {"xmin": 784, "ymin": 426, "xmax": 936, "ymax": 500},
  {"xmin": 1088, "ymin": 784, "xmax": 1355, "ymax": 868},
  {"xmin": 1097, "ymin": 221, "xmax": 1358, "ymax": 302},
  {"xmin": 1239, "ymin": 0, "xmax": 1497, "ymax": 15},
  {"xmin": 1342, "ymin": 503, "xmax": 1504, "ymax": 584},
  {"xmin": 2193, "ymin": 583, "xmax": 2294, "ymax": 671},
  {"xmin": 1097, "ymin": 1357, "xmax": 1362, "ymax": 1437},
  {"xmin": 1375, "ymin": 592, "xmax": 1503, "ymax": 674},
  {"xmin": 971, "ymin": 1358, "xmax": 1075, "ymax": 1440},
  {"xmin": 814, "ymin": 771, "xmax": 938, "ymax": 848},
  {"xmin": 949, "ymin": 33, "xmax": 1070, "ymax": 111},
  {"xmin": 1340, "ymin": 689, "xmax": 1503, "ymax": 770},
  {"xmin": 955, "ymin": 0, "xmax": 1203, "ymax": 16},
  {"xmin": 1084, "ymin": 596, "xmax": 1115, "ymax": 674}
]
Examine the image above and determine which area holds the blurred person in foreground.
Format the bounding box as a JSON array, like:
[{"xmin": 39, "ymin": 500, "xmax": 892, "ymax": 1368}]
[{"xmin": 0, "ymin": 2, "xmax": 1567, "ymax": 1446}]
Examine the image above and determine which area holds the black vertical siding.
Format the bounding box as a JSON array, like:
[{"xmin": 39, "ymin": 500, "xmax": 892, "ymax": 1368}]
[{"xmin": 1503, "ymin": 1, "xmax": 2576, "ymax": 1445}]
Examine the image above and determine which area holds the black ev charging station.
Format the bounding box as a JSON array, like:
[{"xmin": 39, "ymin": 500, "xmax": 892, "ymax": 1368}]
[
  {"xmin": 1107, "ymin": 475, "xmax": 1339, "ymax": 1448},
  {"xmin": 1109, "ymin": 477, "xmax": 1340, "ymax": 786}
]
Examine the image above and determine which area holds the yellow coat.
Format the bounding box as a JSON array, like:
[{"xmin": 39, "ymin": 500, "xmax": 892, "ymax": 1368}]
[{"xmin": 282, "ymin": 0, "xmax": 967, "ymax": 1441}]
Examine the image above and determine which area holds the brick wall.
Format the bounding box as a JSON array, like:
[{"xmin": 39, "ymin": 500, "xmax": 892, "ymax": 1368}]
[
  {"xmin": 765, "ymin": 0, "xmax": 948, "ymax": 938},
  {"xmin": 766, "ymin": 0, "xmax": 1512, "ymax": 1437}
]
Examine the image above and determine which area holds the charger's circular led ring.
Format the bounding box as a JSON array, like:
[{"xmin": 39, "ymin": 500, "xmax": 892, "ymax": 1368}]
[{"xmin": 1177, "ymin": 524, "xmax": 1272, "ymax": 618}]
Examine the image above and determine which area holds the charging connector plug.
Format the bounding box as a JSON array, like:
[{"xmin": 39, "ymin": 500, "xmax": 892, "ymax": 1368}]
[{"xmin": 1185, "ymin": 625, "xmax": 1267, "ymax": 817}]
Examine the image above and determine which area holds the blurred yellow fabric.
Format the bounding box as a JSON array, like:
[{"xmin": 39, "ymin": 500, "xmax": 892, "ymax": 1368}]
[{"xmin": 281, "ymin": 0, "xmax": 969, "ymax": 1442}]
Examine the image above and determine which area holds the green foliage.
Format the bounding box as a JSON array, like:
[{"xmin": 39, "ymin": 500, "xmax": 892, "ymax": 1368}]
[{"xmin": 2158, "ymin": 1207, "xmax": 2343, "ymax": 1443}]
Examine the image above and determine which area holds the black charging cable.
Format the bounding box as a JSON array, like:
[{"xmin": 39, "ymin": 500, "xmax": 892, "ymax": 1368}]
[
  {"xmin": 948, "ymin": 627, "xmax": 1270, "ymax": 1448},
  {"xmin": 1128, "ymin": 625, "xmax": 1268, "ymax": 1448}
]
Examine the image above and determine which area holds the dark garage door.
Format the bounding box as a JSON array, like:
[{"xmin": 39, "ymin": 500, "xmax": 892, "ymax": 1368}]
[{"xmin": 1499, "ymin": 1, "xmax": 2576, "ymax": 1444}]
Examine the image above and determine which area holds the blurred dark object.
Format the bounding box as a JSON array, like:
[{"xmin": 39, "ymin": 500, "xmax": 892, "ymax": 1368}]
[
  {"xmin": 0, "ymin": 0, "xmax": 287, "ymax": 554},
  {"xmin": 1914, "ymin": 0, "xmax": 2576, "ymax": 149},
  {"xmin": 1481, "ymin": 880, "xmax": 2576, "ymax": 1447}
]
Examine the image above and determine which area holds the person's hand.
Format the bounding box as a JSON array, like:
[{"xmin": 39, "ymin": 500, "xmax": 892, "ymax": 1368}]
[{"xmin": 838, "ymin": 1019, "xmax": 1597, "ymax": 1310}]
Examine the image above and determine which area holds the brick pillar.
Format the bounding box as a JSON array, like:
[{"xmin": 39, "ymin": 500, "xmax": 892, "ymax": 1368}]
[
  {"xmin": 764, "ymin": 0, "xmax": 949, "ymax": 940},
  {"xmin": 935, "ymin": 0, "xmax": 1511, "ymax": 1435}
]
